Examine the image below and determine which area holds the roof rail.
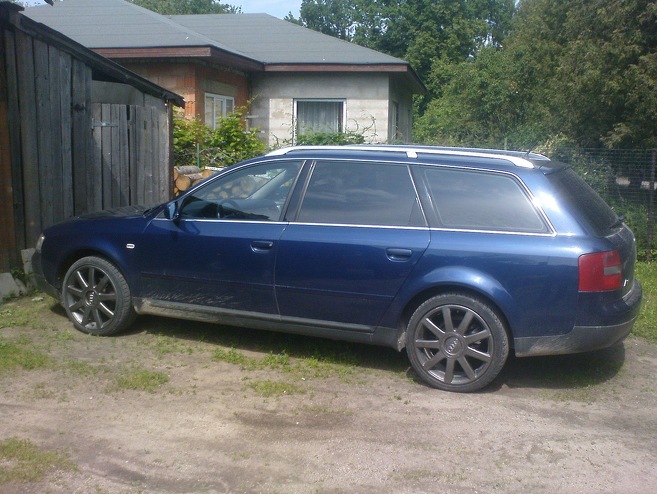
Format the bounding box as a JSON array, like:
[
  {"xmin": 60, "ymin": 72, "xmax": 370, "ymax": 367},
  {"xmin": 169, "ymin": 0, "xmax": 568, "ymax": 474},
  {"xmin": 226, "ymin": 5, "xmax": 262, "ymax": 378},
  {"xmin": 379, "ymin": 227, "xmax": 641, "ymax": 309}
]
[{"xmin": 266, "ymin": 145, "xmax": 547, "ymax": 168}]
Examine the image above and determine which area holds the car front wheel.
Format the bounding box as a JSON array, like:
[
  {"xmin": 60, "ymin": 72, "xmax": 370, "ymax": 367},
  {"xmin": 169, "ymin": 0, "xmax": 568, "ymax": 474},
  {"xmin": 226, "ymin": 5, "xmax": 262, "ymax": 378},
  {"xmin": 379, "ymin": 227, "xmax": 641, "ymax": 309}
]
[
  {"xmin": 406, "ymin": 293, "xmax": 509, "ymax": 392},
  {"xmin": 62, "ymin": 256, "xmax": 136, "ymax": 336}
]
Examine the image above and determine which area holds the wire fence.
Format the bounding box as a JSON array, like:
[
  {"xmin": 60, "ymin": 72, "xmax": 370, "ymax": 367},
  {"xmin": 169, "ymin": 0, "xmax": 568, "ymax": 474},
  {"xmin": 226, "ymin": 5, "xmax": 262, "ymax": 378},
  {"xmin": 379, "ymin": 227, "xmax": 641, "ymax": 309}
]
[
  {"xmin": 552, "ymin": 148, "xmax": 657, "ymax": 260},
  {"xmin": 174, "ymin": 147, "xmax": 236, "ymax": 170}
]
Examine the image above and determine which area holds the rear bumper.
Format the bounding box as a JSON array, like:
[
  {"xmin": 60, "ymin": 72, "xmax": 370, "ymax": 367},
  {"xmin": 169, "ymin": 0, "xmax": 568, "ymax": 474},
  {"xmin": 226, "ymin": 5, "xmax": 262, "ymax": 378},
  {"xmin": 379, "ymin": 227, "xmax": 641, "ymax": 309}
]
[
  {"xmin": 514, "ymin": 280, "xmax": 642, "ymax": 357},
  {"xmin": 514, "ymin": 318, "xmax": 636, "ymax": 357}
]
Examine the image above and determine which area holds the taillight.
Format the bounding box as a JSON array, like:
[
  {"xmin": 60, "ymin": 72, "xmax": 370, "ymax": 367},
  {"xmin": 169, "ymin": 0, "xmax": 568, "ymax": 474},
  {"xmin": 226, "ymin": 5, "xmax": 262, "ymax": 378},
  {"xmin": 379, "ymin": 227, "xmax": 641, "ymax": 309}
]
[{"xmin": 578, "ymin": 250, "xmax": 623, "ymax": 292}]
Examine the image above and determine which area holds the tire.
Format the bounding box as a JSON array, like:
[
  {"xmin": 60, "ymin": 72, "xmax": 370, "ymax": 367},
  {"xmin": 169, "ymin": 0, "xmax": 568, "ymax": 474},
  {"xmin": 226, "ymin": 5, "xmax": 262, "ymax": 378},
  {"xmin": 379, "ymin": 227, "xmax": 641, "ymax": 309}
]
[
  {"xmin": 406, "ymin": 293, "xmax": 509, "ymax": 392},
  {"xmin": 61, "ymin": 256, "xmax": 136, "ymax": 336}
]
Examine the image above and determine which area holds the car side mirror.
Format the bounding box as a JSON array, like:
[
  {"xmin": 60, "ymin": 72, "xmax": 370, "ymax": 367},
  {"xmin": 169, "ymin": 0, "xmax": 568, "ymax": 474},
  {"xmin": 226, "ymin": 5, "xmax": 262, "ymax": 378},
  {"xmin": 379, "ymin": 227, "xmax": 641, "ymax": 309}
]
[{"xmin": 163, "ymin": 201, "xmax": 180, "ymax": 221}]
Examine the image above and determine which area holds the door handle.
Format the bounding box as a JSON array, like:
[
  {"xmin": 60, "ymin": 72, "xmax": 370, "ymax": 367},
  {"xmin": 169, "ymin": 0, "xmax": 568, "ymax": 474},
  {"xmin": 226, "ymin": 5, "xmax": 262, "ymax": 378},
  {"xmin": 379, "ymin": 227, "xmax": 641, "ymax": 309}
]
[
  {"xmin": 386, "ymin": 248, "xmax": 413, "ymax": 261},
  {"xmin": 251, "ymin": 240, "xmax": 274, "ymax": 252}
]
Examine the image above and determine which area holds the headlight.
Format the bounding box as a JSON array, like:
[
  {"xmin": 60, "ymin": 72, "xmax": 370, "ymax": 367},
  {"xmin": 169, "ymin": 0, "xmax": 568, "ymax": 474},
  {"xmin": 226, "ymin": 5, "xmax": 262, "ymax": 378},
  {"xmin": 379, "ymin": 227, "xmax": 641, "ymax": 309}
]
[{"xmin": 35, "ymin": 234, "xmax": 45, "ymax": 253}]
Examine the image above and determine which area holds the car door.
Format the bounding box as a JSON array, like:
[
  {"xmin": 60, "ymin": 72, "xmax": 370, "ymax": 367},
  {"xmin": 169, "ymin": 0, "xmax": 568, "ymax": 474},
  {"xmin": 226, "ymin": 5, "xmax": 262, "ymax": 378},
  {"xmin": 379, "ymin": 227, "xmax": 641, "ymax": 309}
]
[
  {"xmin": 137, "ymin": 160, "xmax": 302, "ymax": 314},
  {"xmin": 275, "ymin": 160, "xmax": 430, "ymax": 329}
]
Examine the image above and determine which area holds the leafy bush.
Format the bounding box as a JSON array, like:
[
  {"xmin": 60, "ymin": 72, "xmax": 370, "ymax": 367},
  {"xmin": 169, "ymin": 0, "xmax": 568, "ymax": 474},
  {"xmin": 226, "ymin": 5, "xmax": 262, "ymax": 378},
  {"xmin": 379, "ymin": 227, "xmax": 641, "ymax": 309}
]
[
  {"xmin": 295, "ymin": 131, "xmax": 365, "ymax": 146},
  {"xmin": 173, "ymin": 105, "xmax": 266, "ymax": 169}
]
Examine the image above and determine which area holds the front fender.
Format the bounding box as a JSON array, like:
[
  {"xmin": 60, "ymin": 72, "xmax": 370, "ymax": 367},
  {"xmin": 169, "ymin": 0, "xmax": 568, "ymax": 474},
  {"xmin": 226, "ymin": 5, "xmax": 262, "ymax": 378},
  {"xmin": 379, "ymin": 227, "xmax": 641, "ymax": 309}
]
[{"xmin": 39, "ymin": 217, "xmax": 149, "ymax": 294}]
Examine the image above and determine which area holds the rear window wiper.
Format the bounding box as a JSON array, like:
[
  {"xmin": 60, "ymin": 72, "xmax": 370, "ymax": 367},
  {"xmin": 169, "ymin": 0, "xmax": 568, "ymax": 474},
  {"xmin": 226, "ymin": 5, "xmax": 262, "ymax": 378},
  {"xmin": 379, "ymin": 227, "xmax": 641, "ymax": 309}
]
[{"xmin": 610, "ymin": 215, "xmax": 626, "ymax": 229}]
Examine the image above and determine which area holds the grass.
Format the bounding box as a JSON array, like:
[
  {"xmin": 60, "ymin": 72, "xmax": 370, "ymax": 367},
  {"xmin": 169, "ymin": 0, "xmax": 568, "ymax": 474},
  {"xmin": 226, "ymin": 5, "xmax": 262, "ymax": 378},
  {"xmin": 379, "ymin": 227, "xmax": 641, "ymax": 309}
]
[
  {"xmin": 0, "ymin": 297, "xmax": 49, "ymax": 330},
  {"xmin": 0, "ymin": 337, "xmax": 51, "ymax": 376},
  {"xmin": 109, "ymin": 366, "xmax": 169, "ymax": 393},
  {"xmin": 0, "ymin": 437, "xmax": 75, "ymax": 484},
  {"xmin": 634, "ymin": 262, "xmax": 657, "ymax": 344},
  {"xmin": 212, "ymin": 346, "xmax": 361, "ymax": 382},
  {"xmin": 246, "ymin": 379, "xmax": 305, "ymax": 398}
]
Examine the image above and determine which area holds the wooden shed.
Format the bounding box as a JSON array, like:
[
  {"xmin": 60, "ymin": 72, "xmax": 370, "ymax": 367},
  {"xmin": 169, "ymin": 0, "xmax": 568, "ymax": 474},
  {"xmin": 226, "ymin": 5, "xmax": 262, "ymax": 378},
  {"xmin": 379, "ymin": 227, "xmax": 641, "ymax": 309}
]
[{"xmin": 0, "ymin": 2, "xmax": 183, "ymax": 272}]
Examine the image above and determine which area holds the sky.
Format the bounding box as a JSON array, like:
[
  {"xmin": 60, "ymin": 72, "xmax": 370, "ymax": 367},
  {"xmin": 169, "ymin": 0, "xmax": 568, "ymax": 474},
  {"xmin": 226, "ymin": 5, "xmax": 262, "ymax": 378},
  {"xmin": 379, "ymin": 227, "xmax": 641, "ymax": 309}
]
[
  {"xmin": 238, "ymin": 1, "xmax": 301, "ymax": 18},
  {"xmin": 22, "ymin": 1, "xmax": 302, "ymax": 19}
]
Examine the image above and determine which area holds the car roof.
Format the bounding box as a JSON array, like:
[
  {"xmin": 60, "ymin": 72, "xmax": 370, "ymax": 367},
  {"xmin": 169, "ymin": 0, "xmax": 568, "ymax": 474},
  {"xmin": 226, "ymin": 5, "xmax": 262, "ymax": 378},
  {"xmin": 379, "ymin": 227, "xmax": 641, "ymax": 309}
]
[{"xmin": 267, "ymin": 145, "xmax": 552, "ymax": 170}]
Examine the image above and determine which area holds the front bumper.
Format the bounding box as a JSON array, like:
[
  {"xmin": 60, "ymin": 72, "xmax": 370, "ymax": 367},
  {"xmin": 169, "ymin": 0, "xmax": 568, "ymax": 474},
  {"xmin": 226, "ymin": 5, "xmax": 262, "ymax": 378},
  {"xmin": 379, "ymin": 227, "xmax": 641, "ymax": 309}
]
[{"xmin": 32, "ymin": 250, "xmax": 60, "ymax": 300}]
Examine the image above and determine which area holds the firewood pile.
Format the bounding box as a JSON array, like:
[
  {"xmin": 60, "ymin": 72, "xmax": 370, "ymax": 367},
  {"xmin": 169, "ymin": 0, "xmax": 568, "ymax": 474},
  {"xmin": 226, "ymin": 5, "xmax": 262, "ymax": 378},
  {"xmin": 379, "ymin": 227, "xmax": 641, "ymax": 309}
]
[{"xmin": 173, "ymin": 165, "xmax": 217, "ymax": 196}]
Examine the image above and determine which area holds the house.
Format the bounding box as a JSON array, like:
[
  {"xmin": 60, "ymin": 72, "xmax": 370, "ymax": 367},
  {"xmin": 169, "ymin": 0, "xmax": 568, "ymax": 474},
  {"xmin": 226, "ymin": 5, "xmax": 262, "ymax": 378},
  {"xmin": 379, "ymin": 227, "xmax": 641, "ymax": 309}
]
[
  {"xmin": 0, "ymin": 2, "xmax": 182, "ymax": 273},
  {"xmin": 25, "ymin": 0, "xmax": 424, "ymax": 146}
]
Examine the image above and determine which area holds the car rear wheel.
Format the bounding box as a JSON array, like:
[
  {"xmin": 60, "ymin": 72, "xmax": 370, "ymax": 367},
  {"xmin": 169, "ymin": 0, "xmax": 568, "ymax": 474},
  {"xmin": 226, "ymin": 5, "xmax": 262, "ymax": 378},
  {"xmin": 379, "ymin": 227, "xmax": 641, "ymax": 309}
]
[
  {"xmin": 406, "ymin": 293, "xmax": 509, "ymax": 392},
  {"xmin": 62, "ymin": 256, "xmax": 136, "ymax": 336}
]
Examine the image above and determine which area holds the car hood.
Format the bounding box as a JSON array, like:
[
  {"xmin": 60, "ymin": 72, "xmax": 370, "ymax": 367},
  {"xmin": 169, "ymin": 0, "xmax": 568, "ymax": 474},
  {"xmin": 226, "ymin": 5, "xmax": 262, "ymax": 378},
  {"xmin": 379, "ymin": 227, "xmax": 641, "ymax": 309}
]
[{"xmin": 75, "ymin": 204, "xmax": 157, "ymax": 220}]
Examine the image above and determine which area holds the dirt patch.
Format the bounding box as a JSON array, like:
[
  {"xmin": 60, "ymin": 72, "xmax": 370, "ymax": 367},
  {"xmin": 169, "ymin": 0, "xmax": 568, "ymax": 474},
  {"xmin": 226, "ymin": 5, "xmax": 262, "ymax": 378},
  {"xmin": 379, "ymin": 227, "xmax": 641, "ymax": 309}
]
[{"xmin": 1, "ymin": 295, "xmax": 656, "ymax": 493}]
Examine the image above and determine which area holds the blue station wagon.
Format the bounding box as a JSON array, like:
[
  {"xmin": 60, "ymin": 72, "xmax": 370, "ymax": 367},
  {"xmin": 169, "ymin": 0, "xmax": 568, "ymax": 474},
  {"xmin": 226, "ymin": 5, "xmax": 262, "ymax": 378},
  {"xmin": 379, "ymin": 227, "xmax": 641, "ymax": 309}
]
[{"xmin": 33, "ymin": 145, "xmax": 643, "ymax": 392}]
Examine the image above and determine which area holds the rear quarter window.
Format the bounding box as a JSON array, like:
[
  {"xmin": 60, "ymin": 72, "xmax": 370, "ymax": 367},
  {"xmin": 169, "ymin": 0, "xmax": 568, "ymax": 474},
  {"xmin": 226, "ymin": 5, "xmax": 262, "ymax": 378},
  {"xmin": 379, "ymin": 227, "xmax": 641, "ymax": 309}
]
[
  {"xmin": 422, "ymin": 167, "xmax": 548, "ymax": 233},
  {"xmin": 544, "ymin": 167, "xmax": 619, "ymax": 237}
]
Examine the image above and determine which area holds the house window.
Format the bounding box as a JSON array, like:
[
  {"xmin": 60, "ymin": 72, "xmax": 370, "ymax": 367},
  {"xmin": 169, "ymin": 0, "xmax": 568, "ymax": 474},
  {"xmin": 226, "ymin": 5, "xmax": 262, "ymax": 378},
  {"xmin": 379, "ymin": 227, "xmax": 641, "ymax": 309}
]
[
  {"xmin": 205, "ymin": 93, "xmax": 234, "ymax": 129},
  {"xmin": 295, "ymin": 99, "xmax": 345, "ymax": 137}
]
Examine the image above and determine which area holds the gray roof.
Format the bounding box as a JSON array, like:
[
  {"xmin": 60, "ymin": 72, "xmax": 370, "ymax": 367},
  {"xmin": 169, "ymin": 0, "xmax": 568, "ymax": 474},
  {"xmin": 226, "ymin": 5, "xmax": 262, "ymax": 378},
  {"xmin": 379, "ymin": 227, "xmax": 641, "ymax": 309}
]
[
  {"xmin": 10, "ymin": 2, "xmax": 183, "ymax": 106},
  {"xmin": 25, "ymin": 0, "xmax": 408, "ymax": 67},
  {"xmin": 171, "ymin": 14, "xmax": 405, "ymax": 65}
]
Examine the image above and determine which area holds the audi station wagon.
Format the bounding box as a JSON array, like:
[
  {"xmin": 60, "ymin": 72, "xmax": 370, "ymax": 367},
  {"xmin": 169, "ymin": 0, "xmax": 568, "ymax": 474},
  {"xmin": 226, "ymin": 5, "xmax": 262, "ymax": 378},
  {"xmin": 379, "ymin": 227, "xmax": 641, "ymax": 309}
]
[{"xmin": 33, "ymin": 145, "xmax": 642, "ymax": 392}]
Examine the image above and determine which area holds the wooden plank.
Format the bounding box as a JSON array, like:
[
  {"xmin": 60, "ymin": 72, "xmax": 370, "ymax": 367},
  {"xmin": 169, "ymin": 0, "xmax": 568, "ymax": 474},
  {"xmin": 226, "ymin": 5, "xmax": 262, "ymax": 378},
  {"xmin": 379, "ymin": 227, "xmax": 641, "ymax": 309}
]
[
  {"xmin": 34, "ymin": 39, "xmax": 54, "ymax": 233},
  {"xmin": 90, "ymin": 102, "xmax": 103, "ymax": 212},
  {"xmin": 147, "ymin": 106, "xmax": 158, "ymax": 204},
  {"xmin": 84, "ymin": 70, "xmax": 98, "ymax": 213},
  {"xmin": 4, "ymin": 30, "xmax": 25, "ymax": 259},
  {"xmin": 110, "ymin": 104, "xmax": 120, "ymax": 207},
  {"xmin": 47, "ymin": 44, "xmax": 64, "ymax": 224},
  {"xmin": 119, "ymin": 105, "xmax": 130, "ymax": 206},
  {"xmin": 157, "ymin": 109, "xmax": 173, "ymax": 202},
  {"xmin": 128, "ymin": 105, "xmax": 138, "ymax": 204},
  {"xmin": 101, "ymin": 103, "xmax": 112, "ymax": 209},
  {"xmin": 71, "ymin": 58, "xmax": 89, "ymax": 215},
  {"xmin": 0, "ymin": 27, "xmax": 17, "ymax": 271},
  {"xmin": 59, "ymin": 51, "xmax": 73, "ymax": 220},
  {"xmin": 15, "ymin": 30, "xmax": 41, "ymax": 247},
  {"xmin": 134, "ymin": 105, "xmax": 147, "ymax": 204},
  {"xmin": 142, "ymin": 106, "xmax": 154, "ymax": 204},
  {"xmin": 165, "ymin": 104, "xmax": 175, "ymax": 199}
]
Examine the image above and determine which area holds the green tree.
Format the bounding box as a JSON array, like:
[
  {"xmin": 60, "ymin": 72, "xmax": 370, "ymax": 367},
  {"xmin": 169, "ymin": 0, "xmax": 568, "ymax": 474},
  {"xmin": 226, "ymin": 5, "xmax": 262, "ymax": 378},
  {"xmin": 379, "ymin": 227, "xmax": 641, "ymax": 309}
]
[
  {"xmin": 550, "ymin": 0, "xmax": 657, "ymax": 147},
  {"xmin": 416, "ymin": 0, "xmax": 657, "ymax": 149},
  {"xmin": 288, "ymin": 0, "xmax": 355, "ymax": 40},
  {"xmin": 129, "ymin": 0, "xmax": 239, "ymax": 15},
  {"xmin": 293, "ymin": 0, "xmax": 515, "ymax": 101}
]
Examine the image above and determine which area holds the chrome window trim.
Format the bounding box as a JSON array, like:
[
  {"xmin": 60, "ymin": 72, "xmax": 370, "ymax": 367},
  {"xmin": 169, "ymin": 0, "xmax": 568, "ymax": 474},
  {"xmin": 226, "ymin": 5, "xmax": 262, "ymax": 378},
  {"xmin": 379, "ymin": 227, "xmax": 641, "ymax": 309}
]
[{"xmin": 429, "ymin": 227, "xmax": 558, "ymax": 237}]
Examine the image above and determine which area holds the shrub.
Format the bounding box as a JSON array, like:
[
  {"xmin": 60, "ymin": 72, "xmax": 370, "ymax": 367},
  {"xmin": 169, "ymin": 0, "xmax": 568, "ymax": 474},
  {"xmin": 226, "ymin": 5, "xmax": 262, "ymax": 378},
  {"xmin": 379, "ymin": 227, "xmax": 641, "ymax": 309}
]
[{"xmin": 173, "ymin": 105, "xmax": 266, "ymax": 169}]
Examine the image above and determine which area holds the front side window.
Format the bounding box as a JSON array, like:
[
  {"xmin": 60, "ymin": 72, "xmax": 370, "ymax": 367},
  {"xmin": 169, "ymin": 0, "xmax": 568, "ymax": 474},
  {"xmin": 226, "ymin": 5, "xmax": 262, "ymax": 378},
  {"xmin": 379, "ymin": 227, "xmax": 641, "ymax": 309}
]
[
  {"xmin": 179, "ymin": 161, "xmax": 301, "ymax": 221},
  {"xmin": 423, "ymin": 167, "xmax": 548, "ymax": 233},
  {"xmin": 297, "ymin": 161, "xmax": 425, "ymax": 227},
  {"xmin": 295, "ymin": 100, "xmax": 345, "ymax": 137},
  {"xmin": 205, "ymin": 93, "xmax": 235, "ymax": 130}
]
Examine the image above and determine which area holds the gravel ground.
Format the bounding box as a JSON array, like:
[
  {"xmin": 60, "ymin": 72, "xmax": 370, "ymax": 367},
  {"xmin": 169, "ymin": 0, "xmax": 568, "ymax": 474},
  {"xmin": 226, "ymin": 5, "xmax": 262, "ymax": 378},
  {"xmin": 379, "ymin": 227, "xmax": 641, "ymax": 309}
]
[{"xmin": 1, "ymin": 295, "xmax": 656, "ymax": 493}]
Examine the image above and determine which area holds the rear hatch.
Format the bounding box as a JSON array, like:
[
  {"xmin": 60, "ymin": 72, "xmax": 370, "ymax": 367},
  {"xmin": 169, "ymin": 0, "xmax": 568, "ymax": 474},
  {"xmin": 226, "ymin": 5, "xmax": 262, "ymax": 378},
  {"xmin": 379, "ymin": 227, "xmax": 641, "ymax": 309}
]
[{"xmin": 545, "ymin": 167, "xmax": 637, "ymax": 297}]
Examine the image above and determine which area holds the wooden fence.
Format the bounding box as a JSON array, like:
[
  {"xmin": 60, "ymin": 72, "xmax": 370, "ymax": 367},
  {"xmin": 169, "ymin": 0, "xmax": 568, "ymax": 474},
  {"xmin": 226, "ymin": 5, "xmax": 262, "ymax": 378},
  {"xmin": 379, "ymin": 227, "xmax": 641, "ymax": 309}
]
[
  {"xmin": 92, "ymin": 103, "xmax": 170, "ymax": 210},
  {"xmin": 0, "ymin": 4, "xmax": 181, "ymax": 272}
]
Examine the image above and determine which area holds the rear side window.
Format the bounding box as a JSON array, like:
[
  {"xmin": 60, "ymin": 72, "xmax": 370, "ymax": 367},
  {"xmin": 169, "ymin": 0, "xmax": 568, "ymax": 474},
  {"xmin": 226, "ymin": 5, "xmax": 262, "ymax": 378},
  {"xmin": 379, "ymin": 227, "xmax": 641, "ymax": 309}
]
[
  {"xmin": 423, "ymin": 167, "xmax": 548, "ymax": 233},
  {"xmin": 298, "ymin": 161, "xmax": 425, "ymax": 227},
  {"xmin": 545, "ymin": 167, "xmax": 619, "ymax": 237}
]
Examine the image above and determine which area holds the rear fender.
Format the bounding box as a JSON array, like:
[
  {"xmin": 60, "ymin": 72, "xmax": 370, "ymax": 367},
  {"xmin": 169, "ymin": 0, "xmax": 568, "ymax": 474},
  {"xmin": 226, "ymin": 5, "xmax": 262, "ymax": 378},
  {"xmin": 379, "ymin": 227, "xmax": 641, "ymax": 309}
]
[{"xmin": 382, "ymin": 266, "xmax": 516, "ymax": 348}]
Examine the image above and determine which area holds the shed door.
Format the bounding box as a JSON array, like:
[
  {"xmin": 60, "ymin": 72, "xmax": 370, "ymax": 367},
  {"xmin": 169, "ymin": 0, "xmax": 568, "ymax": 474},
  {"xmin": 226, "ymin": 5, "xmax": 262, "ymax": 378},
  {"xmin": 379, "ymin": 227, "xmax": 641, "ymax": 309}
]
[{"xmin": 91, "ymin": 103, "xmax": 170, "ymax": 210}]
